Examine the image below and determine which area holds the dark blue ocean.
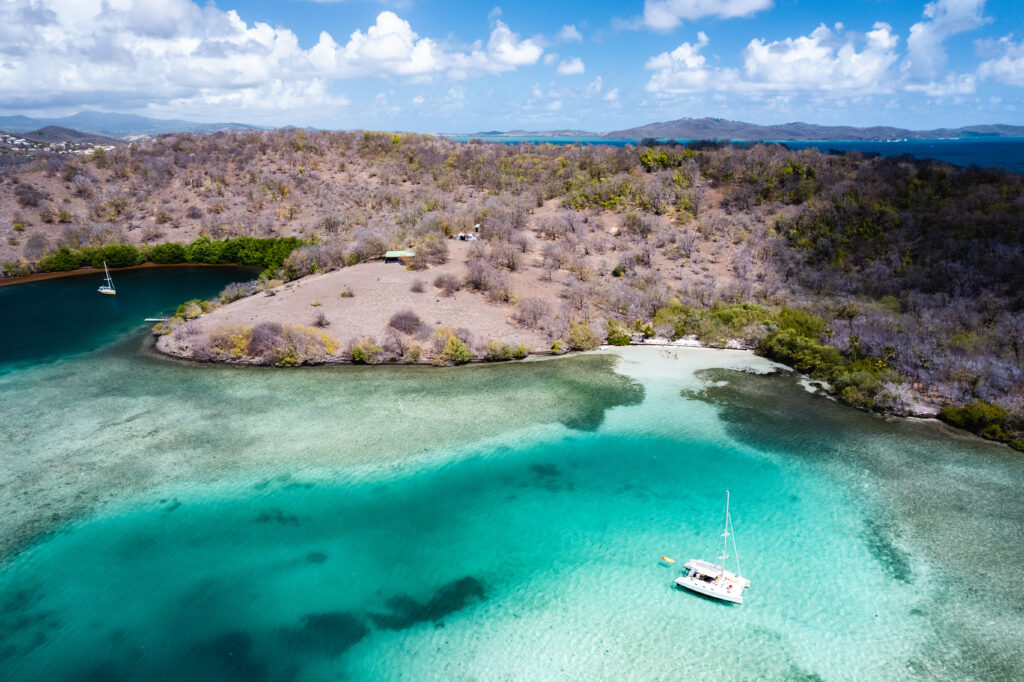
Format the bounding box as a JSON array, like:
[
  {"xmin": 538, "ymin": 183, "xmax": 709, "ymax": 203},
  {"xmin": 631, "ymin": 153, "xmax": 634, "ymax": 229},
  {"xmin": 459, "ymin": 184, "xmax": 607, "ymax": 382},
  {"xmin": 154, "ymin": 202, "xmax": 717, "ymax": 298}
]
[{"xmin": 448, "ymin": 136, "xmax": 1024, "ymax": 173}]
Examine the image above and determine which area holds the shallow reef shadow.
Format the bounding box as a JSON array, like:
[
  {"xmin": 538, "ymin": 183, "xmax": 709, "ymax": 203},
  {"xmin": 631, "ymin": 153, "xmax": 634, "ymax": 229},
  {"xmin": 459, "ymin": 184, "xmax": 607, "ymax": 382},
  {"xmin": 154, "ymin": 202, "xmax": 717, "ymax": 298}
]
[
  {"xmin": 280, "ymin": 611, "xmax": 369, "ymax": 658},
  {"xmin": 370, "ymin": 576, "xmax": 486, "ymax": 630},
  {"xmin": 861, "ymin": 518, "xmax": 912, "ymax": 583}
]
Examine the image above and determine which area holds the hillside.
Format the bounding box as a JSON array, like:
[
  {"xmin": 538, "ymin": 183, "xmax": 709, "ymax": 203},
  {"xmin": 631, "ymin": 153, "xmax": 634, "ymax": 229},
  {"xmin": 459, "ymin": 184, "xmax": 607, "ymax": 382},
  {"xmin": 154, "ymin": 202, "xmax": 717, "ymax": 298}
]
[
  {"xmin": 0, "ymin": 131, "xmax": 1021, "ymax": 448},
  {"xmin": 20, "ymin": 126, "xmax": 121, "ymax": 146},
  {"xmin": 604, "ymin": 117, "xmax": 1024, "ymax": 141}
]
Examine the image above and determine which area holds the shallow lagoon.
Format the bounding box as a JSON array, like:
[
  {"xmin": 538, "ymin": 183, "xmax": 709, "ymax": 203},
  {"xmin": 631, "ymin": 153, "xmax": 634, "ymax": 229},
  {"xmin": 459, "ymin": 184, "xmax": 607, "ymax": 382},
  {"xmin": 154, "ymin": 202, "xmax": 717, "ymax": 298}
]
[{"xmin": 1, "ymin": 274, "xmax": 1023, "ymax": 681}]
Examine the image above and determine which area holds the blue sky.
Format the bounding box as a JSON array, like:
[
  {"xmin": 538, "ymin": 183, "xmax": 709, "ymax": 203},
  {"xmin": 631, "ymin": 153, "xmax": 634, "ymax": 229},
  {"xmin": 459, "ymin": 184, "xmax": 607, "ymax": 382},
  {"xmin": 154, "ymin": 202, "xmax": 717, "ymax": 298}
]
[{"xmin": 1, "ymin": 0, "xmax": 1022, "ymax": 131}]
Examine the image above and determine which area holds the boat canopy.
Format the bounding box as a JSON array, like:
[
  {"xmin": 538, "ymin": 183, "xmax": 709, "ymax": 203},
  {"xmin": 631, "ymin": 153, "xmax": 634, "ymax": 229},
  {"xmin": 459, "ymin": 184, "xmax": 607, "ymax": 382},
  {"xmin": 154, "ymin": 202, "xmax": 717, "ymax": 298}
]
[{"xmin": 684, "ymin": 559, "xmax": 723, "ymax": 576}]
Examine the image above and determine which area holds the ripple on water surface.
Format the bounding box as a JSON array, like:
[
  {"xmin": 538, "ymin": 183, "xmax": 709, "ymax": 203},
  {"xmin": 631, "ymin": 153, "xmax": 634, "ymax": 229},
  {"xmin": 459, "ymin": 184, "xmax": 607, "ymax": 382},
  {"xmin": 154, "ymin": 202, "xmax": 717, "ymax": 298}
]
[{"xmin": 0, "ymin": 346, "xmax": 1022, "ymax": 680}]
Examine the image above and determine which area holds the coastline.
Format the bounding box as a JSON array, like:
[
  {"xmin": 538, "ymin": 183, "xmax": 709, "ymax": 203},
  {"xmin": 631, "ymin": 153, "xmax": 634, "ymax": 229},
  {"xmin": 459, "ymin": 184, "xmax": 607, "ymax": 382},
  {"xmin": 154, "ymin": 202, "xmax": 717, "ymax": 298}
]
[
  {"xmin": 151, "ymin": 333, "xmax": 950, "ymax": 423},
  {"xmin": 0, "ymin": 262, "xmax": 249, "ymax": 287}
]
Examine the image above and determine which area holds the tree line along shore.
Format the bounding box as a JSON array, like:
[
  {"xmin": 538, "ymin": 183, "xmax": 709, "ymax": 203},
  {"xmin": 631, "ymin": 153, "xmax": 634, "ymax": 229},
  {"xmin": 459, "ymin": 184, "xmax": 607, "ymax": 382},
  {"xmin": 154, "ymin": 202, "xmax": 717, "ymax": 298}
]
[{"xmin": 0, "ymin": 130, "xmax": 1021, "ymax": 450}]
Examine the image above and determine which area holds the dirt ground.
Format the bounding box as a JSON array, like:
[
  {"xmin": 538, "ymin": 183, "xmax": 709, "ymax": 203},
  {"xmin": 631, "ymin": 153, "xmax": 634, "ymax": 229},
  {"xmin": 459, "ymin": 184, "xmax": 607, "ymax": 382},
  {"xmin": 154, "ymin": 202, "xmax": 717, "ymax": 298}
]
[{"xmin": 156, "ymin": 240, "xmax": 553, "ymax": 361}]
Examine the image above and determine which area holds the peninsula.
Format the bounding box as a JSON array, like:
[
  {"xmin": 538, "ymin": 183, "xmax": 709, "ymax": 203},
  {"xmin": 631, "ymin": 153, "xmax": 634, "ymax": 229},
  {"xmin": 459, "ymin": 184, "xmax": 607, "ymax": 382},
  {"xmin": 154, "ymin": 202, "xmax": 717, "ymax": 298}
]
[{"xmin": 1, "ymin": 130, "xmax": 1021, "ymax": 449}]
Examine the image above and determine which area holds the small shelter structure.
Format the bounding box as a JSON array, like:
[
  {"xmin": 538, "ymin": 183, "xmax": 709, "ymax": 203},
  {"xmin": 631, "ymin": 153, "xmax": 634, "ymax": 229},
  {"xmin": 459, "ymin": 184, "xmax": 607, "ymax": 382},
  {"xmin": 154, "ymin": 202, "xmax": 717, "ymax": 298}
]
[{"xmin": 384, "ymin": 250, "xmax": 416, "ymax": 264}]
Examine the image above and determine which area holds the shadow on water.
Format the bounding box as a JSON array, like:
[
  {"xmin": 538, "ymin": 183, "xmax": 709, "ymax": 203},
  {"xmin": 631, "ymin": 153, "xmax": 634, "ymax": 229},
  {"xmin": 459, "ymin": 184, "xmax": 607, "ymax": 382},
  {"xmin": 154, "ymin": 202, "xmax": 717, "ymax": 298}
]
[
  {"xmin": 185, "ymin": 631, "xmax": 271, "ymax": 682},
  {"xmin": 861, "ymin": 518, "xmax": 912, "ymax": 583},
  {"xmin": 65, "ymin": 577, "xmax": 485, "ymax": 681},
  {"xmin": 281, "ymin": 612, "xmax": 369, "ymax": 657},
  {"xmin": 370, "ymin": 576, "xmax": 486, "ymax": 630},
  {"xmin": 670, "ymin": 582, "xmax": 741, "ymax": 607},
  {"xmin": 528, "ymin": 463, "xmax": 574, "ymax": 492}
]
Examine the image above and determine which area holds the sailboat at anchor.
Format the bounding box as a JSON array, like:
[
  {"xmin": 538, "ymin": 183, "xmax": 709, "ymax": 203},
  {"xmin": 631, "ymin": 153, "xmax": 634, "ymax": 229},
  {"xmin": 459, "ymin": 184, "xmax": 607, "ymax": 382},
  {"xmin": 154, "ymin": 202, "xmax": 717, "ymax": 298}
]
[
  {"xmin": 97, "ymin": 261, "xmax": 116, "ymax": 295},
  {"xmin": 674, "ymin": 490, "xmax": 750, "ymax": 604}
]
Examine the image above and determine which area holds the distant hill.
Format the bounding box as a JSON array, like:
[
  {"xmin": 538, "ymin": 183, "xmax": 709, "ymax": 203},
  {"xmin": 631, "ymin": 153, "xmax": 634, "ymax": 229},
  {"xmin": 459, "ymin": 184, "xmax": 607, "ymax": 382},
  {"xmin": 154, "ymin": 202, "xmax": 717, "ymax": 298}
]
[
  {"xmin": 458, "ymin": 129, "xmax": 599, "ymax": 138},
  {"xmin": 0, "ymin": 111, "xmax": 269, "ymax": 138},
  {"xmin": 19, "ymin": 126, "xmax": 121, "ymax": 146},
  {"xmin": 603, "ymin": 117, "xmax": 1024, "ymax": 141}
]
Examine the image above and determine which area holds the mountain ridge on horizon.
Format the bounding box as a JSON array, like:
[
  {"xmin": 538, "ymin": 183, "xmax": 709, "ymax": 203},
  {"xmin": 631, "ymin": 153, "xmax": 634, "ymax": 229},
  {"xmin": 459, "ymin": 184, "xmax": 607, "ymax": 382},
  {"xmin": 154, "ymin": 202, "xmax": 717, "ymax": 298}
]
[
  {"xmin": 0, "ymin": 111, "xmax": 270, "ymax": 138},
  {"xmin": 459, "ymin": 117, "xmax": 1024, "ymax": 141},
  {"xmin": 3, "ymin": 110, "xmax": 1024, "ymax": 141},
  {"xmin": 603, "ymin": 117, "xmax": 1024, "ymax": 141}
]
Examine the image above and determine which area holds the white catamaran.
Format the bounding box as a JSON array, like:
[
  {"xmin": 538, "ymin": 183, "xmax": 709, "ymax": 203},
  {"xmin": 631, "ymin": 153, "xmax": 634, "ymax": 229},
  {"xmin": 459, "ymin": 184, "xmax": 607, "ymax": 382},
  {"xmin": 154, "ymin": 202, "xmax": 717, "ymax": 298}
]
[
  {"xmin": 97, "ymin": 261, "xmax": 116, "ymax": 295},
  {"xmin": 674, "ymin": 490, "xmax": 750, "ymax": 604}
]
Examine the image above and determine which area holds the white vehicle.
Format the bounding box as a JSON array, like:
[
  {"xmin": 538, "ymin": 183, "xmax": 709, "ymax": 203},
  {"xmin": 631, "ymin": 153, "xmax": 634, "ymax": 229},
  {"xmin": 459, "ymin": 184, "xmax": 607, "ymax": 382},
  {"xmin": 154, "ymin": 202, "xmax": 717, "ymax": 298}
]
[
  {"xmin": 98, "ymin": 261, "xmax": 116, "ymax": 295},
  {"xmin": 674, "ymin": 491, "xmax": 750, "ymax": 604}
]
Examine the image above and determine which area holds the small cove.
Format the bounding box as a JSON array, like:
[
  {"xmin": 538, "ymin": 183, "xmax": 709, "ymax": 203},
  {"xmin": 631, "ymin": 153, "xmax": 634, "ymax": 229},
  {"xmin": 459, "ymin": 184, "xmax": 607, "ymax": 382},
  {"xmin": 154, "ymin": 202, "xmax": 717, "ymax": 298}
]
[{"xmin": 0, "ymin": 272, "xmax": 1022, "ymax": 680}]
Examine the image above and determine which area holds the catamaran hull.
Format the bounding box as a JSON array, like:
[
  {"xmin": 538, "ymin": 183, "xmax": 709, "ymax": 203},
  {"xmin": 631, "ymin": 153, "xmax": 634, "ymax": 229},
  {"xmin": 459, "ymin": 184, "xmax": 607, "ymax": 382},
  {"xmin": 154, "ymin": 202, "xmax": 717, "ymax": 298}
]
[
  {"xmin": 98, "ymin": 290, "xmax": 116, "ymax": 295},
  {"xmin": 674, "ymin": 576, "xmax": 744, "ymax": 604}
]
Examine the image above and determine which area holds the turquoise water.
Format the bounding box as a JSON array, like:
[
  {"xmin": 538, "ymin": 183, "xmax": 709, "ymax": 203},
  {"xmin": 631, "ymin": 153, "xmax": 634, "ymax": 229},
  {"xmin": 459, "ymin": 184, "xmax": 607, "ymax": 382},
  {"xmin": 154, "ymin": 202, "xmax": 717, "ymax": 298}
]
[
  {"xmin": 0, "ymin": 266, "xmax": 258, "ymax": 373},
  {"xmin": 1, "ymin": 276, "xmax": 1024, "ymax": 680}
]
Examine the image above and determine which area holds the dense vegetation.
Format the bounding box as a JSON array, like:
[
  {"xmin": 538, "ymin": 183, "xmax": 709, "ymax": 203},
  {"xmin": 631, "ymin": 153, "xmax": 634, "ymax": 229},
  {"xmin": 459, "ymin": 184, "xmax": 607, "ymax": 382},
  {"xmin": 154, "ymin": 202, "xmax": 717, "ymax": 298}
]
[
  {"xmin": 2, "ymin": 130, "xmax": 1021, "ymax": 449},
  {"xmin": 19, "ymin": 235, "xmax": 302, "ymax": 276}
]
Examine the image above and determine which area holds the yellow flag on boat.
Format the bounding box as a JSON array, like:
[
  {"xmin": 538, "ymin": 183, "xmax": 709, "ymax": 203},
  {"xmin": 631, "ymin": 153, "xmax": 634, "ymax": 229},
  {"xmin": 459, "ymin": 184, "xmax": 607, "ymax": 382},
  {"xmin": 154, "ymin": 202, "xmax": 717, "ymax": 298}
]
[{"xmin": 660, "ymin": 556, "xmax": 675, "ymax": 563}]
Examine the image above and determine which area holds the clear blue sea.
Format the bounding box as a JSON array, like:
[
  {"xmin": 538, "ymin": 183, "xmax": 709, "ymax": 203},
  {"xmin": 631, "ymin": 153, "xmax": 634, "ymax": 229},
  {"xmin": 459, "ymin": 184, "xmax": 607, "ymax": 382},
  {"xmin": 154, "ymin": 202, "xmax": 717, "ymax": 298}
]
[
  {"xmin": 446, "ymin": 136, "xmax": 1024, "ymax": 173},
  {"xmin": 1, "ymin": 269, "xmax": 1023, "ymax": 680}
]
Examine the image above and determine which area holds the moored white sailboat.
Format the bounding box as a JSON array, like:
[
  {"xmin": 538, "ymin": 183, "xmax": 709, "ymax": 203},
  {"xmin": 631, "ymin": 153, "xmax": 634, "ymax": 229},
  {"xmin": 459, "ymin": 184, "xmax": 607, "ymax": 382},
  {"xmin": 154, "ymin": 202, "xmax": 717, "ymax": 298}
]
[
  {"xmin": 97, "ymin": 261, "xmax": 116, "ymax": 295},
  {"xmin": 674, "ymin": 490, "xmax": 750, "ymax": 604}
]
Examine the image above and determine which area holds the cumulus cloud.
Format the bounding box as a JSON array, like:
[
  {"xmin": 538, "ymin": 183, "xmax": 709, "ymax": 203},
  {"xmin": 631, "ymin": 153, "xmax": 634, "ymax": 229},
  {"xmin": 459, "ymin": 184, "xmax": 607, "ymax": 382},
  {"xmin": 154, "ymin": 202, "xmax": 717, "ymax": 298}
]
[
  {"xmin": 310, "ymin": 12, "xmax": 443, "ymax": 77},
  {"xmin": 978, "ymin": 35, "xmax": 1024, "ymax": 86},
  {"xmin": 645, "ymin": 24, "xmax": 900, "ymax": 95},
  {"xmin": 558, "ymin": 24, "xmax": 583, "ymax": 43},
  {"xmin": 743, "ymin": 22, "xmax": 900, "ymax": 91},
  {"xmin": 487, "ymin": 21, "xmax": 543, "ymax": 66},
  {"xmin": 557, "ymin": 58, "xmax": 585, "ymax": 75},
  {"xmin": 904, "ymin": 0, "xmax": 988, "ymax": 80},
  {"xmin": 0, "ymin": 1, "xmax": 544, "ymax": 117},
  {"xmin": 643, "ymin": 0, "xmax": 773, "ymax": 32}
]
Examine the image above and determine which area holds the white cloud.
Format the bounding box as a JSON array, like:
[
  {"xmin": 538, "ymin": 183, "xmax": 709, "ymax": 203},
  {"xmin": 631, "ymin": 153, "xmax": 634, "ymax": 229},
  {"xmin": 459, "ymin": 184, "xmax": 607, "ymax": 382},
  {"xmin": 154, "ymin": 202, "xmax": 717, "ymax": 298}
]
[
  {"xmin": 0, "ymin": 2, "xmax": 544, "ymax": 117},
  {"xmin": 557, "ymin": 57, "xmax": 585, "ymax": 75},
  {"xmin": 544, "ymin": 53, "xmax": 558, "ymax": 66},
  {"xmin": 978, "ymin": 36, "xmax": 1024, "ymax": 86},
  {"xmin": 558, "ymin": 24, "xmax": 583, "ymax": 43},
  {"xmin": 310, "ymin": 12, "xmax": 443, "ymax": 77},
  {"xmin": 743, "ymin": 22, "xmax": 899, "ymax": 91},
  {"xmin": 152, "ymin": 79, "xmax": 349, "ymax": 121},
  {"xmin": 605, "ymin": 88, "xmax": 620, "ymax": 101},
  {"xmin": 643, "ymin": 0, "xmax": 773, "ymax": 32},
  {"xmin": 585, "ymin": 76, "xmax": 604, "ymax": 96},
  {"xmin": 645, "ymin": 32, "xmax": 727, "ymax": 92},
  {"xmin": 904, "ymin": 0, "xmax": 988, "ymax": 80},
  {"xmin": 487, "ymin": 21, "xmax": 543, "ymax": 66},
  {"xmin": 645, "ymin": 24, "xmax": 900, "ymax": 95},
  {"xmin": 904, "ymin": 73, "xmax": 977, "ymax": 96}
]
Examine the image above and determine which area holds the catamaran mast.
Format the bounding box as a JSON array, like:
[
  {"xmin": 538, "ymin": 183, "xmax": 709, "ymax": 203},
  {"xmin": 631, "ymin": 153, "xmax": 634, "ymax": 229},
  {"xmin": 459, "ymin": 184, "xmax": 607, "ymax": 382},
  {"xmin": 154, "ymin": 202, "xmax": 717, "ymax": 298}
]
[{"xmin": 719, "ymin": 490, "xmax": 730, "ymax": 581}]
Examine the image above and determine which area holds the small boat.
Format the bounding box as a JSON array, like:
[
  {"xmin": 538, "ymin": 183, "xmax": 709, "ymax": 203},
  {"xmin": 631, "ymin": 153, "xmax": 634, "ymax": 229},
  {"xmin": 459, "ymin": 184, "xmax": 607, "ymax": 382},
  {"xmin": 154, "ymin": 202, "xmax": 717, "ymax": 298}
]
[
  {"xmin": 674, "ymin": 490, "xmax": 750, "ymax": 604},
  {"xmin": 98, "ymin": 261, "xmax": 116, "ymax": 295}
]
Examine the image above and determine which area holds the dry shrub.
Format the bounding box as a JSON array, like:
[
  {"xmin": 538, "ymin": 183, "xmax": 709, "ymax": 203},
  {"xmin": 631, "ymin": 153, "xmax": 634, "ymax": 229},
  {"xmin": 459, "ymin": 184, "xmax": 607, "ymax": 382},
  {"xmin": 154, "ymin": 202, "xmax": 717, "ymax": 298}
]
[
  {"xmin": 433, "ymin": 273, "xmax": 460, "ymax": 296},
  {"xmin": 389, "ymin": 309, "xmax": 422, "ymax": 334},
  {"xmin": 245, "ymin": 321, "xmax": 338, "ymax": 366},
  {"xmin": 515, "ymin": 297, "xmax": 551, "ymax": 329}
]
